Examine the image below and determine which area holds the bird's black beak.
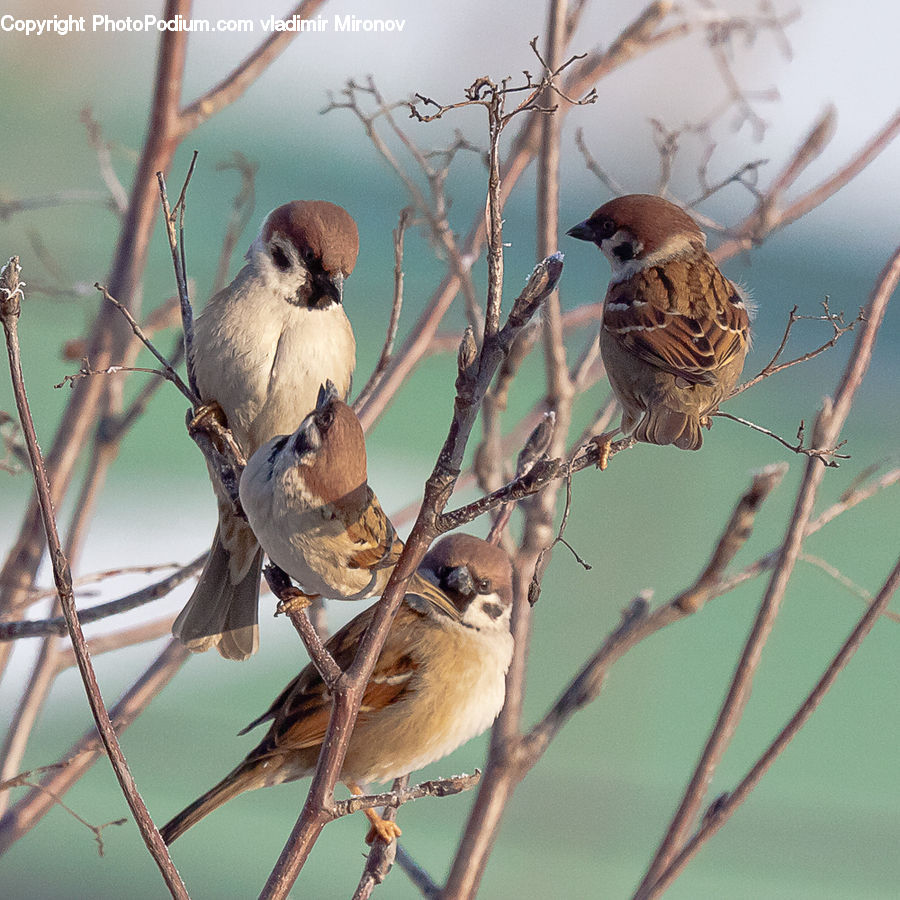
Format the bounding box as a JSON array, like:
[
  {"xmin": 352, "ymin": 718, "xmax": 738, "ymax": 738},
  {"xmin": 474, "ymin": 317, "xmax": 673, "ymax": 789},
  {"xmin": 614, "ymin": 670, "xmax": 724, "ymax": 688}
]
[
  {"xmin": 566, "ymin": 220, "xmax": 595, "ymax": 242},
  {"xmin": 444, "ymin": 565, "xmax": 475, "ymax": 599},
  {"xmin": 312, "ymin": 269, "xmax": 344, "ymax": 307},
  {"xmin": 316, "ymin": 380, "xmax": 339, "ymax": 412}
]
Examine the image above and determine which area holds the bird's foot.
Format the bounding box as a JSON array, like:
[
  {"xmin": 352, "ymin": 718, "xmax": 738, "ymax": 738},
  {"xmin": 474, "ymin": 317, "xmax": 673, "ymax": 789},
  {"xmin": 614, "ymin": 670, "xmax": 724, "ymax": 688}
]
[
  {"xmin": 364, "ymin": 810, "xmax": 402, "ymax": 845},
  {"xmin": 275, "ymin": 588, "xmax": 317, "ymax": 616},
  {"xmin": 589, "ymin": 432, "xmax": 614, "ymax": 471},
  {"xmin": 189, "ymin": 400, "xmax": 228, "ymax": 432}
]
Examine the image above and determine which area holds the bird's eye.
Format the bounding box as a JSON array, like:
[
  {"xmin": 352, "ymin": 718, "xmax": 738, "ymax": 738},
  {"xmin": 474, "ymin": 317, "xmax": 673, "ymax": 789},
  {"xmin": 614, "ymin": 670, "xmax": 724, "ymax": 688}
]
[
  {"xmin": 597, "ymin": 218, "xmax": 617, "ymax": 239},
  {"xmin": 270, "ymin": 242, "xmax": 291, "ymax": 271},
  {"xmin": 299, "ymin": 245, "xmax": 317, "ymax": 266},
  {"xmin": 317, "ymin": 407, "xmax": 335, "ymax": 431},
  {"xmin": 476, "ymin": 578, "xmax": 491, "ymax": 593}
]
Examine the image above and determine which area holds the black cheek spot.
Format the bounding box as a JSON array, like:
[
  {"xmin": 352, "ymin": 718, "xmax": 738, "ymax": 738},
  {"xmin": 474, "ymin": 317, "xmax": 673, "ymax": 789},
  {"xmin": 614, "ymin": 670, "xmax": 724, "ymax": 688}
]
[
  {"xmin": 612, "ymin": 242, "xmax": 635, "ymax": 262},
  {"xmin": 480, "ymin": 602, "xmax": 503, "ymax": 620}
]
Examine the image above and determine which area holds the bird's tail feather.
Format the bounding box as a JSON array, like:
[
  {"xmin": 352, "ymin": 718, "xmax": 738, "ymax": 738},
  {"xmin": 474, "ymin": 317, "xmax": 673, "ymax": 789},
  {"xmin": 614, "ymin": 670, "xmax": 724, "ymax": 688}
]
[
  {"xmin": 173, "ymin": 529, "xmax": 263, "ymax": 660},
  {"xmin": 160, "ymin": 759, "xmax": 266, "ymax": 845},
  {"xmin": 635, "ymin": 407, "xmax": 703, "ymax": 450}
]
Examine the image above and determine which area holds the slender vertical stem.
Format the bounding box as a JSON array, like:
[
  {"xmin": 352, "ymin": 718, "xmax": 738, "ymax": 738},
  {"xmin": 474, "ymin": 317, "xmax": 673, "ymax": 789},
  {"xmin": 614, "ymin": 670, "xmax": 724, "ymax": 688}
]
[{"xmin": 1, "ymin": 260, "xmax": 187, "ymax": 897}]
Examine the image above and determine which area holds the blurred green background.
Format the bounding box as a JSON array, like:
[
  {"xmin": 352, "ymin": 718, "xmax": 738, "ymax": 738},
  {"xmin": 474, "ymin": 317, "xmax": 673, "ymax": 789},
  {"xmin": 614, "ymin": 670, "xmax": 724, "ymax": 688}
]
[{"xmin": 1, "ymin": 1, "xmax": 899, "ymax": 897}]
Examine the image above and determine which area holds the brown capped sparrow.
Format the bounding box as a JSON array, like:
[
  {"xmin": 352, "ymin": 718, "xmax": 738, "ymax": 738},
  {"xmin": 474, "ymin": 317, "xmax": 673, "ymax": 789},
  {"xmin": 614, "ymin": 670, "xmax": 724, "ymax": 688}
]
[
  {"xmin": 567, "ymin": 194, "xmax": 751, "ymax": 455},
  {"xmin": 239, "ymin": 381, "xmax": 409, "ymax": 610},
  {"xmin": 159, "ymin": 533, "xmax": 514, "ymax": 846},
  {"xmin": 174, "ymin": 201, "xmax": 358, "ymax": 660}
]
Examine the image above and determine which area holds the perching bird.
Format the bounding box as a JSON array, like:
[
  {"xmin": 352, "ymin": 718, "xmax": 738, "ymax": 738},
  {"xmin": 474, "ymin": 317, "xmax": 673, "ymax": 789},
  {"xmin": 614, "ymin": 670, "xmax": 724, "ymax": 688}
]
[
  {"xmin": 159, "ymin": 533, "xmax": 515, "ymax": 846},
  {"xmin": 174, "ymin": 201, "xmax": 358, "ymax": 660},
  {"xmin": 567, "ymin": 194, "xmax": 751, "ymax": 453},
  {"xmin": 239, "ymin": 382, "xmax": 403, "ymax": 606}
]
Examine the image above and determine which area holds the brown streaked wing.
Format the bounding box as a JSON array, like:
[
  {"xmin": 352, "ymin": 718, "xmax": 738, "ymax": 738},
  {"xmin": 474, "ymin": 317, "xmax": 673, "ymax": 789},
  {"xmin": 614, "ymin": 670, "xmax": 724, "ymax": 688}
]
[
  {"xmin": 262, "ymin": 608, "xmax": 418, "ymax": 752},
  {"xmin": 237, "ymin": 607, "xmax": 376, "ymax": 737},
  {"xmin": 603, "ymin": 262, "xmax": 746, "ymax": 383},
  {"xmin": 346, "ymin": 491, "xmax": 404, "ymax": 572}
]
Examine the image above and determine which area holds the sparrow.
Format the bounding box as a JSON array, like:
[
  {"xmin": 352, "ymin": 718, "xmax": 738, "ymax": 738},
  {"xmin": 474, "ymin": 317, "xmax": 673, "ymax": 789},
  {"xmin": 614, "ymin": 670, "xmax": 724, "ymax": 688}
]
[
  {"xmin": 567, "ymin": 194, "xmax": 751, "ymax": 453},
  {"xmin": 159, "ymin": 533, "xmax": 515, "ymax": 846},
  {"xmin": 173, "ymin": 200, "xmax": 359, "ymax": 660},
  {"xmin": 239, "ymin": 381, "xmax": 407, "ymax": 607}
]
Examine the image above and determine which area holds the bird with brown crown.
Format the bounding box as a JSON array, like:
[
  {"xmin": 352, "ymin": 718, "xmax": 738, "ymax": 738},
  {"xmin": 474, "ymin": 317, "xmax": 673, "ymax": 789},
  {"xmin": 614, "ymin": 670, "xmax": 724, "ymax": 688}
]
[
  {"xmin": 567, "ymin": 194, "xmax": 751, "ymax": 464},
  {"xmin": 174, "ymin": 200, "xmax": 359, "ymax": 660},
  {"xmin": 159, "ymin": 533, "xmax": 515, "ymax": 846},
  {"xmin": 240, "ymin": 380, "xmax": 450, "ymax": 613}
]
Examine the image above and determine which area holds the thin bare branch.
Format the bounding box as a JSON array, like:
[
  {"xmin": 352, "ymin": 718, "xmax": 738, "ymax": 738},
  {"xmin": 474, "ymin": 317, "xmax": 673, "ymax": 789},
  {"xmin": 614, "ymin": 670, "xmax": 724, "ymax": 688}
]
[
  {"xmin": 79, "ymin": 107, "xmax": 129, "ymax": 215},
  {"xmin": 177, "ymin": 0, "xmax": 330, "ymax": 135},
  {"xmin": 714, "ymin": 109, "xmax": 900, "ymax": 262},
  {"xmin": 395, "ymin": 843, "xmax": 442, "ymax": 898},
  {"xmin": 212, "ymin": 152, "xmax": 258, "ymax": 295},
  {"xmin": 57, "ymin": 619, "xmax": 176, "ymax": 667},
  {"xmin": 15, "ymin": 779, "xmax": 126, "ymax": 856},
  {"xmin": 674, "ymin": 464, "xmax": 788, "ymax": 612},
  {"xmin": 635, "ymin": 243, "xmax": 900, "ymax": 898},
  {"xmin": 730, "ymin": 299, "xmax": 864, "ymax": 397},
  {"xmin": 334, "ymin": 771, "xmax": 481, "ymax": 819},
  {"xmin": 800, "ymin": 553, "xmax": 900, "ymax": 624},
  {"xmin": 715, "ymin": 412, "xmax": 849, "ymax": 466},
  {"xmin": 94, "ymin": 283, "xmax": 197, "ymax": 404},
  {"xmin": 0, "ymin": 639, "xmax": 189, "ymax": 853},
  {"xmin": 0, "ymin": 0, "xmax": 193, "ymax": 668},
  {"xmin": 648, "ymin": 555, "xmax": 900, "ymax": 897},
  {"xmin": 0, "ymin": 258, "xmax": 187, "ymax": 896},
  {"xmin": 352, "ymin": 774, "xmax": 407, "ymax": 900},
  {"xmin": 0, "ymin": 556, "xmax": 202, "ymax": 642},
  {"xmin": 264, "ymin": 564, "xmax": 341, "ymax": 688},
  {"xmin": 156, "ymin": 165, "xmax": 201, "ymax": 400},
  {"xmin": 353, "ymin": 207, "xmax": 411, "ymax": 411}
]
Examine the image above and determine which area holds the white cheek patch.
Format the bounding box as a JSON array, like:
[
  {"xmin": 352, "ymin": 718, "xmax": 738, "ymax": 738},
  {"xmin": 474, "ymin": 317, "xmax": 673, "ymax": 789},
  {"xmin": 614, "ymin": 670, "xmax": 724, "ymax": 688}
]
[
  {"xmin": 249, "ymin": 236, "xmax": 310, "ymax": 296},
  {"xmin": 461, "ymin": 592, "xmax": 511, "ymax": 632},
  {"xmin": 606, "ymin": 231, "xmax": 700, "ymax": 284}
]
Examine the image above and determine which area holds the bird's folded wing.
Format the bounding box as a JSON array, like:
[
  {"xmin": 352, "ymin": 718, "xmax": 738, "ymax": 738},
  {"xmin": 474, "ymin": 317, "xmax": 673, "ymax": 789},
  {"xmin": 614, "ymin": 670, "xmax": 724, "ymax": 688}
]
[
  {"xmin": 604, "ymin": 259, "xmax": 748, "ymax": 384},
  {"xmin": 346, "ymin": 493, "xmax": 404, "ymax": 572}
]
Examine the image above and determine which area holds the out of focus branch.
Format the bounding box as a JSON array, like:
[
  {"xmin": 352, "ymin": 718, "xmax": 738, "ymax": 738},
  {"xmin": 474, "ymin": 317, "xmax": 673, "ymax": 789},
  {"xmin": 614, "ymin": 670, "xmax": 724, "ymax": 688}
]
[
  {"xmin": 635, "ymin": 243, "xmax": 900, "ymax": 898},
  {"xmin": 0, "ymin": 556, "xmax": 202, "ymax": 642}
]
